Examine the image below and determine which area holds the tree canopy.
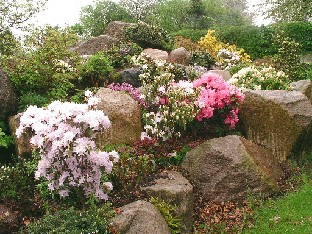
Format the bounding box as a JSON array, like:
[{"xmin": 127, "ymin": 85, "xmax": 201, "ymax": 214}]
[
  {"xmin": 261, "ymin": 0, "xmax": 312, "ymax": 22},
  {"xmin": 0, "ymin": 0, "xmax": 46, "ymax": 32},
  {"xmin": 78, "ymin": 0, "xmax": 135, "ymax": 37}
]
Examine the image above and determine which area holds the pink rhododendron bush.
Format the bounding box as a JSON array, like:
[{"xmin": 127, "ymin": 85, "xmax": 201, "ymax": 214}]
[
  {"xmin": 16, "ymin": 91, "xmax": 119, "ymax": 200},
  {"xmin": 115, "ymin": 53, "xmax": 245, "ymax": 141}
]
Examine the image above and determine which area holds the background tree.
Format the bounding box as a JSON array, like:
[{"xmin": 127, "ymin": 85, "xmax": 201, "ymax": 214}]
[
  {"xmin": 150, "ymin": 0, "xmax": 252, "ymax": 32},
  {"xmin": 0, "ymin": 0, "xmax": 46, "ymax": 32},
  {"xmin": 119, "ymin": 0, "xmax": 161, "ymax": 20},
  {"xmin": 148, "ymin": 0, "xmax": 189, "ymax": 32},
  {"xmin": 261, "ymin": 0, "xmax": 312, "ymax": 22},
  {"xmin": 78, "ymin": 0, "xmax": 135, "ymax": 37}
]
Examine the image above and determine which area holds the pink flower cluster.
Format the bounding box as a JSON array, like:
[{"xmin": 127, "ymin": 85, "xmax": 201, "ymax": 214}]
[
  {"xmin": 193, "ymin": 73, "xmax": 245, "ymax": 129},
  {"xmin": 108, "ymin": 83, "xmax": 149, "ymax": 108},
  {"xmin": 16, "ymin": 91, "xmax": 119, "ymax": 200}
]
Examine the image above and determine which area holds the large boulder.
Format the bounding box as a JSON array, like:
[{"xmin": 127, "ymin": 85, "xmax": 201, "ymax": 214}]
[
  {"xmin": 240, "ymin": 90, "xmax": 312, "ymax": 162},
  {"xmin": 0, "ymin": 69, "xmax": 18, "ymax": 120},
  {"xmin": 119, "ymin": 67, "xmax": 142, "ymax": 87},
  {"xmin": 8, "ymin": 113, "xmax": 32, "ymax": 158},
  {"xmin": 290, "ymin": 79, "xmax": 312, "ymax": 103},
  {"xmin": 142, "ymin": 48, "xmax": 169, "ymax": 61},
  {"xmin": 168, "ymin": 47, "xmax": 191, "ymax": 65},
  {"xmin": 71, "ymin": 35, "xmax": 118, "ymax": 55},
  {"xmin": 104, "ymin": 21, "xmax": 136, "ymax": 40},
  {"xmin": 141, "ymin": 171, "xmax": 193, "ymax": 234},
  {"xmin": 182, "ymin": 135, "xmax": 284, "ymax": 202},
  {"xmin": 96, "ymin": 88, "xmax": 142, "ymax": 146},
  {"xmin": 111, "ymin": 200, "xmax": 171, "ymax": 234}
]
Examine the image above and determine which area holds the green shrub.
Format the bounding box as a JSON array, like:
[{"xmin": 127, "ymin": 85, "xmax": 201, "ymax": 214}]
[
  {"xmin": 2, "ymin": 26, "xmax": 81, "ymax": 109},
  {"xmin": 23, "ymin": 205, "xmax": 115, "ymax": 234},
  {"xmin": 105, "ymin": 42, "xmax": 143, "ymax": 68},
  {"xmin": 215, "ymin": 22, "xmax": 312, "ymax": 60},
  {"xmin": 79, "ymin": 52, "xmax": 113, "ymax": 87},
  {"xmin": 150, "ymin": 197, "xmax": 182, "ymax": 234},
  {"xmin": 0, "ymin": 158, "xmax": 37, "ymax": 200},
  {"xmin": 125, "ymin": 21, "xmax": 173, "ymax": 50},
  {"xmin": 190, "ymin": 51, "xmax": 215, "ymax": 69},
  {"xmin": 215, "ymin": 25, "xmax": 277, "ymax": 60}
]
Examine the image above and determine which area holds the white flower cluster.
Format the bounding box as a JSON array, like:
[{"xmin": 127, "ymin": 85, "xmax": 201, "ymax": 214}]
[
  {"xmin": 216, "ymin": 48, "xmax": 241, "ymax": 70},
  {"xmin": 229, "ymin": 65, "xmax": 289, "ymax": 91}
]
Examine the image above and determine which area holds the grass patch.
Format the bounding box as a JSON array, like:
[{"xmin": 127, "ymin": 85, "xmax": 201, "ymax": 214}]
[{"xmin": 243, "ymin": 174, "xmax": 312, "ymax": 234}]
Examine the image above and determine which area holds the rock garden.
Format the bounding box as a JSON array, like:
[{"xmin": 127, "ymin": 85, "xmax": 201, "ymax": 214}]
[{"xmin": 1, "ymin": 1, "xmax": 312, "ymax": 233}]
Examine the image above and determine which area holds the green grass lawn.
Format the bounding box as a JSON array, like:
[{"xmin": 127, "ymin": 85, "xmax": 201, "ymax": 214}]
[{"xmin": 243, "ymin": 174, "xmax": 312, "ymax": 234}]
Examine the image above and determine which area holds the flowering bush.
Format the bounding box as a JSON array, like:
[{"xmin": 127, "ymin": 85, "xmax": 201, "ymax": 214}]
[
  {"xmin": 132, "ymin": 54, "xmax": 245, "ymax": 140},
  {"xmin": 228, "ymin": 65, "xmax": 290, "ymax": 91},
  {"xmin": 16, "ymin": 91, "xmax": 119, "ymax": 200},
  {"xmin": 198, "ymin": 30, "xmax": 251, "ymax": 70},
  {"xmin": 194, "ymin": 73, "xmax": 245, "ymax": 129},
  {"xmin": 216, "ymin": 48, "xmax": 241, "ymax": 70}
]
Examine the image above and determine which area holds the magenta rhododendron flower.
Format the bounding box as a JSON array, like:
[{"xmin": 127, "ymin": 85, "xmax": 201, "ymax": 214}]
[{"xmin": 16, "ymin": 91, "xmax": 119, "ymax": 200}]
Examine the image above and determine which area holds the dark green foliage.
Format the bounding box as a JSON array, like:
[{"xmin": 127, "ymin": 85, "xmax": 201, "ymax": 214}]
[
  {"xmin": 23, "ymin": 205, "xmax": 115, "ymax": 234},
  {"xmin": 0, "ymin": 121, "xmax": 13, "ymax": 149},
  {"xmin": 215, "ymin": 25, "xmax": 278, "ymax": 59},
  {"xmin": 277, "ymin": 22, "xmax": 312, "ymax": 54},
  {"xmin": 150, "ymin": 197, "xmax": 182, "ymax": 234},
  {"xmin": 79, "ymin": 52, "xmax": 114, "ymax": 87},
  {"xmin": 105, "ymin": 42, "xmax": 143, "ymax": 68},
  {"xmin": 215, "ymin": 22, "xmax": 312, "ymax": 60},
  {"xmin": 125, "ymin": 22, "xmax": 173, "ymax": 50},
  {"xmin": 0, "ymin": 158, "xmax": 37, "ymax": 200},
  {"xmin": 190, "ymin": 51, "xmax": 215, "ymax": 69}
]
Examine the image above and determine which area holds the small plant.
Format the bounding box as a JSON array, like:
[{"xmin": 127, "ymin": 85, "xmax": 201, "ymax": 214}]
[
  {"xmin": 190, "ymin": 51, "xmax": 215, "ymax": 69},
  {"xmin": 0, "ymin": 121, "xmax": 13, "ymax": 148},
  {"xmin": 103, "ymin": 144, "xmax": 156, "ymax": 192},
  {"xmin": 229, "ymin": 65, "xmax": 290, "ymax": 90},
  {"xmin": 79, "ymin": 52, "xmax": 114, "ymax": 87},
  {"xmin": 16, "ymin": 91, "xmax": 119, "ymax": 201},
  {"xmin": 23, "ymin": 204, "xmax": 115, "ymax": 234},
  {"xmin": 150, "ymin": 197, "xmax": 182, "ymax": 234},
  {"xmin": 125, "ymin": 21, "xmax": 173, "ymax": 50}
]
